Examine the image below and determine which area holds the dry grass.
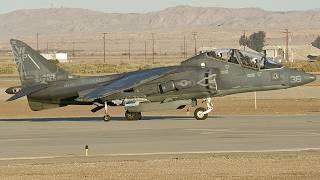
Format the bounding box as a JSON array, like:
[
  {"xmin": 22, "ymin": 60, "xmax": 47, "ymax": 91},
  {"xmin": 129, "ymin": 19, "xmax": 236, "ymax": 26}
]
[
  {"xmin": 0, "ymin": 63, "xmax": 16, "ymax": 74},
  {"xmin": 1, "ymin": 57, "xmax": 320, "ymax": 75},
  {"xmin": 0, "ymin": 61, "xmax": 177, "ymax": 75},
  {"xmin": 286, "ymin": 61, "xmax": 320, "ymax": 72},
  {"xmin": 59, "ymin": 62, "xmax": 174, "ymax": 74}
]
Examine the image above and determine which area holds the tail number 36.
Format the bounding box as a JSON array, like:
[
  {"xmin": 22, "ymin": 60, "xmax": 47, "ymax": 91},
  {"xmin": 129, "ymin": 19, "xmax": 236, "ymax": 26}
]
[{"xmin": 290, "ymin": 76, "xmax": 302, "ymax": 83}]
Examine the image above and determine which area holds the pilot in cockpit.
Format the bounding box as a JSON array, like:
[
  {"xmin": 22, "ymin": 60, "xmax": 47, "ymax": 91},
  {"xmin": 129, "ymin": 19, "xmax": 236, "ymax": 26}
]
[
  {"xmin": 228, "ymin": 50, "xmax": 238, "ymax": 64},
  {"xmin": 207, "ymin": 51, "xmax": 217, "ymax": 58}
]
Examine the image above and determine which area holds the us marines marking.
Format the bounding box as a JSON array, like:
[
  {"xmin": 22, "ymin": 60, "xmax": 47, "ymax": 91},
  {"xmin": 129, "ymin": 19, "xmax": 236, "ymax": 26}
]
[{"xmin": 272, "ymin": 72, "xmax": 280, "ymax": 80}]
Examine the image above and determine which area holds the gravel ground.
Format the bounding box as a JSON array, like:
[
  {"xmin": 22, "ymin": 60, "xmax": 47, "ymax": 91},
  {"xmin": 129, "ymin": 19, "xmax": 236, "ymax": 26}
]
[{"xmin": 1, "ymin": 151, "xmax": 320, "ymax": 180}]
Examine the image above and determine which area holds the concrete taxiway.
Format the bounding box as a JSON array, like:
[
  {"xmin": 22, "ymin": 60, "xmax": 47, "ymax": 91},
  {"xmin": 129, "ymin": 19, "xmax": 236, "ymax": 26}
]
[{"xmin": 0, "ymin": 114, "xmax": 320, "ymax": 159}]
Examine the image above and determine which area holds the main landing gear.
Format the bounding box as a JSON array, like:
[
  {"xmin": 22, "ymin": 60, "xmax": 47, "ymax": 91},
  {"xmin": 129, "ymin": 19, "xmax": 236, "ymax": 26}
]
[
  {"xmin": 125, "ymin": 111, "xmax": 142, "ymax": 121},
  {"xmin": 102, "ymin": 98, "xmax": 213, "ymax": 121},
  {"xmin": 103, "ymin": 102, "xmax": 142, "ymax": 121},
  {"xmin": 194, "ymin": 98, "xmax": 213, "ymax": 120}
]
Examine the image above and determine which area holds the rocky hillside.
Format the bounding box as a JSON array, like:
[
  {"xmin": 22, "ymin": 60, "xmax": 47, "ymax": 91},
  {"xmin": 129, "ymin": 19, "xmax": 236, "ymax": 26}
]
[{"xmin": 0, "ymin": 5, "xmax": 319, "ymax": 37}]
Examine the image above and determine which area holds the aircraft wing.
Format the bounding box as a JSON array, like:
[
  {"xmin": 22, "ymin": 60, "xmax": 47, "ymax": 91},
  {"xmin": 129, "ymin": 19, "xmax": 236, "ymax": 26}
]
[{"xmin": 77, "ymin": 67, "xmax": 177, "ymax": 102}]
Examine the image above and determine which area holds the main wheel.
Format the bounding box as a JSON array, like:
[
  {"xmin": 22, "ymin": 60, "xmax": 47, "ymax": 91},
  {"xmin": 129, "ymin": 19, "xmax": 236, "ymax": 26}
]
[
  {"xmin": 135, "ymin": 112, "xmax": 142, "ymax": 120},
  {"xmin": 194, "ymin": 107, "xmax": 208, "ymax": 120},
  {"xmin": 125, "ymin": 111, "xmax": 141, "ymax": 121},
  {"xmin": 104, "ymin": 115, "xmax": 111, "ymax": 121}
]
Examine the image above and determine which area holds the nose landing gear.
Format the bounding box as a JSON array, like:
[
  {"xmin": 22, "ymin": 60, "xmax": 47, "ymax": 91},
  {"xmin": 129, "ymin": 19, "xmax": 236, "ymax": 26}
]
[{"xmin": 194, "ymin": 98, "xmax": 213, "ymax": 120}]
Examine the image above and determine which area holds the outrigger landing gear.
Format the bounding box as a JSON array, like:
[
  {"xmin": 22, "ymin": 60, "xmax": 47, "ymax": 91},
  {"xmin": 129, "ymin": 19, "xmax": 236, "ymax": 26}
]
[
  {"xmin": 194, "ymin": 98, "xmax": 213, "ymax": 120},
  {"xmin": 103, "ymin": 102, "xmax": 111, "ymax": 121},
  {"xmin": 125, "ymin": 111, "xmax": 142, "ymax": 121}
]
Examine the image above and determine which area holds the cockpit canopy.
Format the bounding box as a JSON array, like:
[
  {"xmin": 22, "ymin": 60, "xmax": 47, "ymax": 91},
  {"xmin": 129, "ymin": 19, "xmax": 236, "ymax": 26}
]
[{"xmin": 205, "ymin": 48, "xmax": 283, "ymax": 70}]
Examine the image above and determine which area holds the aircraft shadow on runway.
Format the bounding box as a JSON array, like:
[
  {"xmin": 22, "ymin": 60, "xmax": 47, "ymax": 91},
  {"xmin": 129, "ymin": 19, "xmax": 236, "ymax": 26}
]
[{"xmin": 0, "ymin": 116, "xmax": 222, "ymax": 122}]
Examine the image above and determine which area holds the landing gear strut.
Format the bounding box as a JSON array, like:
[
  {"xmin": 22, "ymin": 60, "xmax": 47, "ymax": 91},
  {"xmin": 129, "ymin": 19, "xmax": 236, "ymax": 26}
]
[
  {"xmin": 103, "ymin": 102, "xmax": 111, "ymax": 121},
  {"xmin": 125, "ymin": 111, "xmax": 142, "ymax": 121},
  {"xmin": 194, "ymin": 98, "xmax": 213, "ymax": 120}
]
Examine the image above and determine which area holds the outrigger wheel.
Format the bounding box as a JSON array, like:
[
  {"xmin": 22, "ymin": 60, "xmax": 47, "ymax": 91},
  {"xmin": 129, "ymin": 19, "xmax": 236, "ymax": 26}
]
[
  {"xmin": 125, "ymin": 111, "xmax": 142, "ymax": 121},
  {"xmin": 103, "ymin": 102, "xmax": 111, "ymax": 121},
  {"xmin": 104, "ymin": 115, "xmax": 111, "ymax": 121}
]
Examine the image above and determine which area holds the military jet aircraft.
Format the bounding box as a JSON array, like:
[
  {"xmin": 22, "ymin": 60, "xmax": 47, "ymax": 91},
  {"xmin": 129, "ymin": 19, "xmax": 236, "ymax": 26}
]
[{"xmin": 6, "ymin": 39, "xmax": 316, "ymax": 121}]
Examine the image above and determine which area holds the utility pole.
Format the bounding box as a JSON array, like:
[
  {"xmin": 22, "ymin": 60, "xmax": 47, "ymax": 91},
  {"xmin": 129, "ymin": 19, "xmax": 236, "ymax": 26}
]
[
  {"xmin": 72, "ymin": 41, "xmax": 75, "ymax": 56},
  {"xmin": 201, "ymin": 40, "xmax": 204, "ymax": 53},
  {"xmin": 46, "ymin": 41, "xmax": 49, "ymax": 53},
  {"xmin": 243, "ymin": 30, "xmax": 246, "ymax": 51},
  {"xmin": 128, "ymin": 39, "xmax": 131, "ymax": 61},
  {"xmin": 180, "ymin": 43, "xmax": 183, "ymax": 59},
  {"xmin": 183, "ymin": 35, "xmax": 186, "ymax": 58},
  {"xmin": 102, "ymin": 32, "xmax": 108, "ymax": 64},
  {"xmin": 192, "ymin": 32, "xmax": 198, "ymax": 55},
  {"xmin": 185, "ymin": 37, "xmax": 188, "ymax": 58},
  {"xmin": 62, "ymin": 41, "xmax": 85, "ymax": 58},
  {"xmin": 152, "ymin": 33, "xmax": 155, "ymax": 63},
  {"xmin": 144, "ymin": 40, "xmax": 147, "ymax": 62},
  {"xmin": 282, "ymin": 29, "xmax": 291, "ymax": 63},
  {"xmin": 36, "ymin": 32, "xmax": 39, "ymax": 51}
]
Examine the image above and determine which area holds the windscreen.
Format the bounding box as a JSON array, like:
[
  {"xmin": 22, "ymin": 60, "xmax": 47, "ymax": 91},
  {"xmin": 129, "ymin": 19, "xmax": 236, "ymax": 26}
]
[{"xmin": 263, "ymin": 57, "xmax": 283, "ymax": 69}]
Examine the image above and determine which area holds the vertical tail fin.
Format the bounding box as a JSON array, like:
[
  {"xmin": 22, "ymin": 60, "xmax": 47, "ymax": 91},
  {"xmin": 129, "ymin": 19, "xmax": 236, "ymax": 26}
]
[{"xmin": 10, "ymin": 39, "xmax": 71, "ymax": 85}]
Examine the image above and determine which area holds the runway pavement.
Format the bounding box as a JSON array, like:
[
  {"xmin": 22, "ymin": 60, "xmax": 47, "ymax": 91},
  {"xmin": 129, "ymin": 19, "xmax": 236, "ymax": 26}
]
[{"xmin": 0, "ymin": 114, "xmax": 320, "ymax": 160}]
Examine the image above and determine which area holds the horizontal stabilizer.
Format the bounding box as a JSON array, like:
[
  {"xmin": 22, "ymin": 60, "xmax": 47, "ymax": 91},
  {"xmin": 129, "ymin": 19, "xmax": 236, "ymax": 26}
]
[
  {"xmin": 7, "ymin": 83, "xmax": 48, "ymax": 101},
  {"xmin": 5, "ymin": 86, "xmax": 22, "ymax": 94}
]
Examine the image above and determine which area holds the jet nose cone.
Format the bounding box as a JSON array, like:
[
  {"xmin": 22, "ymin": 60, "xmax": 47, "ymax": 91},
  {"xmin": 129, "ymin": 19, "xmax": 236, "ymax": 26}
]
[{"xmin": 304, "ymin": 73, "xmax": 316, "ymax": 84}]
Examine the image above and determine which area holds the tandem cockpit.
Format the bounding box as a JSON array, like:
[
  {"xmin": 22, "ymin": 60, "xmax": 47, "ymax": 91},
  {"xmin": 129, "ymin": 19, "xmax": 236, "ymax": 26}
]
[{"xmin": 205, "ymin": 48, "xmax": 283, "ymax": 70}]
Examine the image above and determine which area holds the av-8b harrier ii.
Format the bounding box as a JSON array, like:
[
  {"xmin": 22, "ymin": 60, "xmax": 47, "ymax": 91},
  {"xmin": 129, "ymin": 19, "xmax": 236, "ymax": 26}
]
[{"xmin": 6, "ymin": 39, "xmax": 316, "ymax": 121}]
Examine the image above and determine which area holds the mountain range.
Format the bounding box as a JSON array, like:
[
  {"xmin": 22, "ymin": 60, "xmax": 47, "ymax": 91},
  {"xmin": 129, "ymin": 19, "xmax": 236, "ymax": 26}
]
[{"xmin": 0, "ymin": 5, "xmax": 319, "ymax": 37}]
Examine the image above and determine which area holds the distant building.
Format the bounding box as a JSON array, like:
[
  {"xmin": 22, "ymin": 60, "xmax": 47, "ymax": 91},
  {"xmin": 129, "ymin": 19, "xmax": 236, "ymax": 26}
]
[
  {"xmin": 199, "ymin": 47, "xmax": 217, "ymax": 54},
  {"xmin": 41, "ymin": 53, "xmax": 69, "ymax": 63},
  {"xmin": 263, "ymin": 45, "xmax": 320, "ymax": 62},
  {"xmin": 263, "ymin": 45, "xmax": 285, "ymax": 63}
]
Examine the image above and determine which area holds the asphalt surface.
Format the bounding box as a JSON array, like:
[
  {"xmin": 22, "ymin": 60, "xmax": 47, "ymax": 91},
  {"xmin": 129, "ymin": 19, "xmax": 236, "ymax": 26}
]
[{"xmin": 0, "ymin": 115, "xmax": 320, "ymax": 160}]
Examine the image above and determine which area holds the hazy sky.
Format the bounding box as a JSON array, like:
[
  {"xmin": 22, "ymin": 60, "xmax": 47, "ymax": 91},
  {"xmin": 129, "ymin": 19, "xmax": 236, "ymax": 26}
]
[{"xmin": 1, "ymin": 0, "xmax": 319, "ymax": 14}]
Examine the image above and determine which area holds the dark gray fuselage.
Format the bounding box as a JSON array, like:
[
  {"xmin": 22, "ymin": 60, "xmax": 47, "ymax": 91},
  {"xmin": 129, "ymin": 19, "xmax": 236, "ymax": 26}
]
[{"xmin": 28, "ymin": 53, "xmax": 315, "ymax": 109}]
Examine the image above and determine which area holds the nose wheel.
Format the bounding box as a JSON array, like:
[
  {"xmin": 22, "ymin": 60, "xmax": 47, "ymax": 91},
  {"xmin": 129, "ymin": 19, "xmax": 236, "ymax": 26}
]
[
  {"xmin": 194, "ymin": 107, "xmax": 208, "ymax": 120},
  {"xmin": 194, "ymin": 98, "xmax": 213, "ymax": 120}
]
